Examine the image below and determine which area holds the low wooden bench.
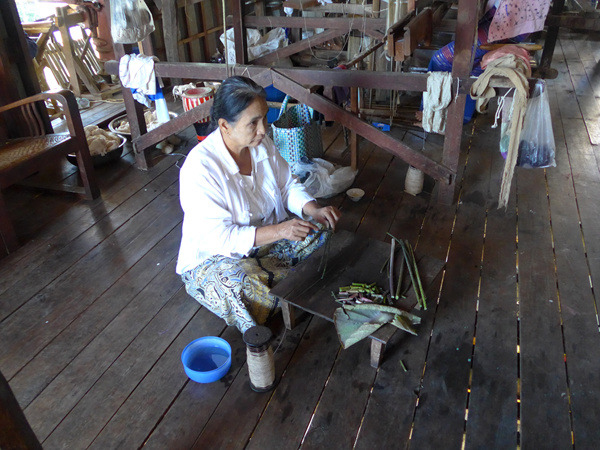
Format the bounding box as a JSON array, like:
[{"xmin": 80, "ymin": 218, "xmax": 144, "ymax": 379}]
[{"xmin": 270, "ymin": 230, "xmax": 444, "ymax": 368}]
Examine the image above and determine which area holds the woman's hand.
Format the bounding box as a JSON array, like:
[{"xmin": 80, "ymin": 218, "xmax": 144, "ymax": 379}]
[
  {"xmin": 303, "ymin": 201, "xmax": 342, "ymax": 231},
  {"xmin": 276, "ymin": 218, "xmax": 319, "ymax": 241},
  {"xmin": 255, "ymin": 218, "xmax": 319, "ymax": 246}
]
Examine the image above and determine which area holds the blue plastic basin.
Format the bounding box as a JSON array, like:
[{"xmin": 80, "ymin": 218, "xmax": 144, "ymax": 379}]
[{"xmin": 181, "ymin": 336, "xmax": 232, "ymax": 383}]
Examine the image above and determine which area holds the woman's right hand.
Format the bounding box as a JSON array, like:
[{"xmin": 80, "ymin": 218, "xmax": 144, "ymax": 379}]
[{"xmin": 276, "ymin": 218, "xmax": 319, "ymax": 241}]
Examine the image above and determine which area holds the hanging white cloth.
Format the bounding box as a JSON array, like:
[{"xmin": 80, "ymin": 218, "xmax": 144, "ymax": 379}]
[
  {"xmin": 422, "ymin": 71, "xmax": 453, "ymax": 135},
  {"xmin": 118, "ymin": 54, "xmax": 159, "ymax": 107}
]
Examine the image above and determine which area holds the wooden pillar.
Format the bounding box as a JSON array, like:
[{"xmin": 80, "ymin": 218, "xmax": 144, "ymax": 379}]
[
  {"xmin": 113, "ymin": 42, "xmax": 150, "ymax": 170},
  {"xmin": 437, "ymin": 0, "xmax": 481, "ymax": 205},
  {"xmin": 56, "ymin": 6, "xmax": 82, "ymax": 96},
  {"xmin": 350, "ymin": 86, "xmax": 359, "ymax": 170},
  {"xmin": 0, "ymin": 370, "xmax": 42, "ymax": 449},
  {"xmin": 538, "ymin": 0, "xmax": 565, "ymax": 78},
  {"xmin": 231, "ymin": 0, "xmax": 248, "ymax": 64},
  {"xmin": 161, "ymin": 0, "xmax": 183, "ymax": 84}
]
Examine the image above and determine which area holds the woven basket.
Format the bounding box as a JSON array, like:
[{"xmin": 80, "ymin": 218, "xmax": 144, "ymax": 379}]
[{"xmin": 272, "ymin": 96, "xmax": 323, "ymax": 164}]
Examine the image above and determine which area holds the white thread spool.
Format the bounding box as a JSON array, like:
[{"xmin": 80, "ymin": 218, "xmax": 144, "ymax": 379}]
[
  {"xmin": 243, "ymin": 326, "xmax": 276, "ymax": 392},
  {"xmin": 405, "ymin": 166, "xmax": 424, "ymax": 196}
]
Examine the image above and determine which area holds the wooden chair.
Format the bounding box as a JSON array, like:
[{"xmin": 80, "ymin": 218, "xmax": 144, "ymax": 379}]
[{"xmin": 0, "ymin": 89, "xmax": 100, "ymax": 253}]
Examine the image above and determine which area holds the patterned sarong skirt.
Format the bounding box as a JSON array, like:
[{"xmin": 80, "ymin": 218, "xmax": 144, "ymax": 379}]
[{"xmin": 181, "ymin": 229, "xmax": 329, "ymax": 332}]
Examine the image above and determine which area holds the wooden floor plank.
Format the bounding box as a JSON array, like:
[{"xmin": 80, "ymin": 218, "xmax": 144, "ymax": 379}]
[
  {"xmin": 298, "ymin": 339, "xmax": 375, "ymax": 450},
  {"xmin": 243, "ymin": 318, "xmax": 341, "ymax": 449},
  {"xmin": 560, "ymin": 38, "xmax": 600, "ymax": 145},
  {"xmin": 23, "ymin": 256, "xmax": 185, "ymax": 442},
  {"xmin": 2, "ymin": 29, "xmax": 600, "ymax": 448},
  {"xmin": 144, "ymin": 317, "xmax": 308, "ymax": 450},
  {"xmin": 355, "ymin": 155, "xmax": 410, "ymax": 240},
  {"xmin": 337, "ymin": 144, "xmax": 394, "ymax": 234},
  {"xmin": 354, "ymin": 124, "xmax": 472, "ymax": 448},
  {"xmin": 408, "ymin": 118, "xmax": 493, "ymax": 448},
  {"xmin": 41, "ymin": 286, "xmax": 196, "ymax": 448},
  {"xmin": 86, "ymin": 306, "xmax": 227, "ymax": 449},
  {"xmin": 0, "ymin": 159, "xmax": 181, "ymax": 314},
  {"xmin": 516, "ymin": 168, "xmax": 572, "ymax": 448},
  {"xmin": 0, "ymin": 181, "xmax": 182, "ymax": 378},
  {"xmin": 547, "ymin": 78, "xmax": 600, "ymax": 445},
  {"xmin": 10, "ymin": 226, "xmax": 182, "ymax": 408},
  {"xmin": 464, "ymin": 136, "xmax": 518, "ymax": 447}
]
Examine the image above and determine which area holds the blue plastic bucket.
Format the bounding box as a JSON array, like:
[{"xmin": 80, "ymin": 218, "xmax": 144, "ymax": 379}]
[{"xmin": 181, "ymin": 336, "xmax": 232, "ymax": 383}]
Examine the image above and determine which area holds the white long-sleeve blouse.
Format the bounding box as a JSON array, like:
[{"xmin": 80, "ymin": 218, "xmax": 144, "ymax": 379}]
[{"xmin": 176, "ymin": 129, "xmax": 314, "ymax": 274}]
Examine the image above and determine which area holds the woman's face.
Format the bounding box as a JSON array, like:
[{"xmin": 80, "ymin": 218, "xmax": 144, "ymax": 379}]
[{"xmin": 220, "ymin": 97, "xmax": 269, "ymax": 151}]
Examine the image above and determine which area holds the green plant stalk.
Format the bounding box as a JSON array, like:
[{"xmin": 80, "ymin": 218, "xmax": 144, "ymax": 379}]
[
  {"xmin": 389, "ymin": 238, "xmax": 396, "ymax": 299},
  {"xmin": 397, "ymin": 239, "xmax": 424, "ymax": 310},
  {"xmin": 400, "ymin": 360, "xmax": 408, "ymax": 372},
  {"xmin": 407, "ymin": 242, "xmax": 427, "ymax": 310},
  {"xmin": 395, "ymin": 254, "xmax": 404, "ymax": 301}
]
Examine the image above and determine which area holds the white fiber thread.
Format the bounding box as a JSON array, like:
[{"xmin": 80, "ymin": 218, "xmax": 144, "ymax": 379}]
[
  {"xmin": 246, "ymin": 346, "xmax": 275, "ymax": 389},
  {"xmin": 405, "ymin": 166, "xmax": 424, "ymax": 196}
]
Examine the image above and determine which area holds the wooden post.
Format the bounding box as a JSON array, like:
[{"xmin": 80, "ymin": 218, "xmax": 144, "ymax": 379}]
[
  {"xmin": 538, "ymin": 0, "xmax": 565, "ymax": 78},
  {"xmin": 370, "ymin": 339, "xmax": 386, "ymax": 368},
  {"xmin": 56, "ymin": 6, "xmax": 81, "ymax": 96},
  {"xmin": 0, "ymin": 191, "xmax": 18, "ymax": 253},
  {"xmin": 113, "ymin": 43, "xmax": 151, "ymax": 170},
  {"xmin": 437, "ymin": 0, "xmax": 481, "ymax": 205},
  {"xmin": 281, "ymin": 301, "xmax": 297, "ymax": 330},
  {"xmin": 161, "ymin": 0, "xmax": 183, "ymax": 84},
  {"xmin": 0, "ymin": 370, "xmax": 42, "ymax": 449},
  {"xmin": 350, "ymin": 86, "xmax": 359, "ymax": 170},
  {"xmin": 231, "ymin": 0, "xmax": 248, "ymax": 64}
]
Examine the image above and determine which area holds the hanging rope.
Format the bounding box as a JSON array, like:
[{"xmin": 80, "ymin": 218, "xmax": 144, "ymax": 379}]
[
  {"xmin": 221, "ymin": 0, "xmax": 232, "ymax": 77},
  {"xmin": 470, "ymin": 54, "xmax": 530, "ymax": 209}
]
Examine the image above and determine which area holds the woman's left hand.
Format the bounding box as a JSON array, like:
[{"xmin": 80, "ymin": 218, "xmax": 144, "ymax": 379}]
[{"xmin": 303, "ymin": 202, "xmax": 342, "ymax": 230}]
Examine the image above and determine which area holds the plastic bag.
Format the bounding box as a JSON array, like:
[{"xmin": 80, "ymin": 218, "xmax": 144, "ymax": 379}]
[
  {"xmin": 292, "ymin": 158, "xmax": 357, "ymax": 199},
  {"xmin": 517, "ymin": 81, "xmax": 556, "ymax": 168},
  {"xmin": 220, "ymin": 28, "xmax": 287, "ymax": 64},
  {"xmin": 111, "ymin": 0, "xmax": 155, "ymax": 44}
]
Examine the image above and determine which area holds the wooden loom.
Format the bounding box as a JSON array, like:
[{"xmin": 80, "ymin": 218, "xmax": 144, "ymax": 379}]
[{"xmin": 105, "ymin": 0, "xmax": 490, "ymax": 204}]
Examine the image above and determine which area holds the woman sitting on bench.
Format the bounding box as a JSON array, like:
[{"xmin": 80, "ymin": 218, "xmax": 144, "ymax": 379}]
[{"xmin": 176, "ymin": 76, "xmax": 341, "ymax": 332}]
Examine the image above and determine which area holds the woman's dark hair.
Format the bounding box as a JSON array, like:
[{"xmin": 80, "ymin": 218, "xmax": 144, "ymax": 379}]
[{"xmin": 209, "ymin": 76, "xmax": 266, "ymax": 131}]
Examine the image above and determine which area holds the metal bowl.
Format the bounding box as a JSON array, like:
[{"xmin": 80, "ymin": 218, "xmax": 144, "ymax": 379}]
[
  {"xmin": 108, "ymin": 111, "xmax": 178, "ymax": 138},
  {"xmin": 67, "ymin": 134, "xmax": 127, "ymax": 167}
]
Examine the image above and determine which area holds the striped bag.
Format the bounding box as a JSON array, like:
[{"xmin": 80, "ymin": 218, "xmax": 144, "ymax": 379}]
[{"xmin": 271, "ymin": 96, "xmax": 323, "ymax": 164}]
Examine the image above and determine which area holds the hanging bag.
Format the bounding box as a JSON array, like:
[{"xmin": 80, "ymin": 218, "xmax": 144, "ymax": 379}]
[
  {"xmin": 517, "ymin": 81, "xmax": 556, "ymax": 168},
  {"xmin": 111, "ymin": 0, "xmax": 155, "ymax": 44},
  {"xmin": 272, "ymin": 96, "xmax": 323, "ymax": 165}
]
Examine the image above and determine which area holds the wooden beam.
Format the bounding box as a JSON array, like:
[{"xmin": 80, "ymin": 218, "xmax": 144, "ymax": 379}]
[
  {"xmin": 134, "ymin": 100, "xmax": 213, "ymax": 151},
  {"xmin": 238, "ymin": 16, "xmax": 387, "ymax": 32},
  {"xmin": 271, "ymin": 70, "xmax": 453, "ymax": 182},
  {"xmin": 104, "ymin": 61, "xmax": 430, "ymax": 91},
  {"xmin": 286, "ymin": 3, "xmax": 374, "ymax": 14},
  {"xmin": 253, "ymin": 29, "xmax": 349, "ymax": 66}
]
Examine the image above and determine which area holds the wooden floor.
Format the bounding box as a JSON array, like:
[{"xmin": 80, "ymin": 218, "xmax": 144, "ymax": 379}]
[{"xmin": 2, "ymin": 30, "xmax": 600, "ymax": 448}]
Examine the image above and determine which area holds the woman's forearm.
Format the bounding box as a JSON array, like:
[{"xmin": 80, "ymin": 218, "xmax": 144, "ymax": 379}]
[{"xmin": 254, "ymin": 223, "xmax": 282, "ymax": 247}]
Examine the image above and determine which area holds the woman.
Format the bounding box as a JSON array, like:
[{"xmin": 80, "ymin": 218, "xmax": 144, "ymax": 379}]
[{"xmin": 177, "ymin": 76, "xmax": 341, "ymax": 332}]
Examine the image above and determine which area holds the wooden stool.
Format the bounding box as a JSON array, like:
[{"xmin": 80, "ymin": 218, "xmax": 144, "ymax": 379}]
[{"xmin": 270, "ymin": 230, "xmax": 444, "ymax": 368}]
